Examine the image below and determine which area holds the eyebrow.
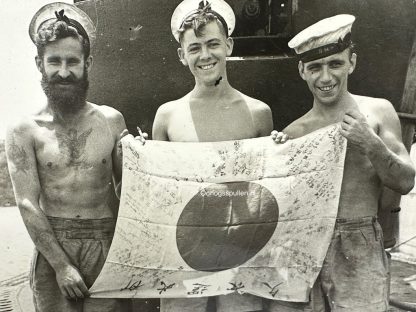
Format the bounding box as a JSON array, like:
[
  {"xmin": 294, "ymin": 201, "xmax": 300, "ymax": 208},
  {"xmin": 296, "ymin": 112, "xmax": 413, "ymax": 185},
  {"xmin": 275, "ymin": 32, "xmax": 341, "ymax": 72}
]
[
  {"xmin": 187, "ymin": 43, "xmax": 201, "ymax": 50},
  {"xmin": 207, "ymin": 38, "xmax": 221, "ymax": 43},
  {"xmin": 329, "ymin": 59, "xmax": 345, "ymax": 63},
  {"xmin": 306, "ymin": 62, "xmax": 321, "ymax": 69},
  {"xmin": 46, "ymin": 56, "xmax": 61, "ymax": 62}
]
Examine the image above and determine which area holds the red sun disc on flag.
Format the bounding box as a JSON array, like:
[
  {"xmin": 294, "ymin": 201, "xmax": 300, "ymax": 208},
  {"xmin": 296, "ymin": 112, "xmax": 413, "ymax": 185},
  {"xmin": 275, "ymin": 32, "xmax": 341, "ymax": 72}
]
[{"xmin": 176, "ymin": 182, "xmax": 279, "ymax": 271}]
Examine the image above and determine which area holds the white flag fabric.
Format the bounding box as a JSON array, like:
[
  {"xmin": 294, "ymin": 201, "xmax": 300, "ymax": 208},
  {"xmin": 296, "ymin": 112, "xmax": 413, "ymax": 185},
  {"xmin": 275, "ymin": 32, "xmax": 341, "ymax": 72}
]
[{"xmin": 90, "ymin": 124, "xmax": 346, "ymax": 302}]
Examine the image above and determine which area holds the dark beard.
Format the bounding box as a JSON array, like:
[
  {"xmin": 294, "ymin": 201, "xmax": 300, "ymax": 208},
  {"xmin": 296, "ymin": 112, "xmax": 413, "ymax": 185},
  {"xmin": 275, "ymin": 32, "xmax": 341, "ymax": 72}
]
[{"xmin": 41, "ymin": 69, "xmax": 89, "ymax": 115}]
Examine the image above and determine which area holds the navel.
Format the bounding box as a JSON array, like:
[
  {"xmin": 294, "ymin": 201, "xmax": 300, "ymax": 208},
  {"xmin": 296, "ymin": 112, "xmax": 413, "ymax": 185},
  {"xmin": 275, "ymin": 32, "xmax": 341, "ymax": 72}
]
[
  {"xmin": 47, "ymin": 162, "xmax": 53, "ymax": 168},
  {"xmin": 102, "ymin": 158, "xmax": 107, "ymax": 164}
]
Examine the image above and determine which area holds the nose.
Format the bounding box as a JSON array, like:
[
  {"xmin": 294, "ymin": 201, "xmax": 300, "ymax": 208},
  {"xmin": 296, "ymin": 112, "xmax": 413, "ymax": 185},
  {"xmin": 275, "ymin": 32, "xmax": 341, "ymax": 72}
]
[
  {"xmin": 200, "ymin": 46, "xmax": 211, "ymax": 60},
  {"xmin": 58, "ymin": 63, "xmax": 70, "ymax": 79},
  {"xmin": 320, "ymin": 66, "xmax": 331, "ymax": 83}
]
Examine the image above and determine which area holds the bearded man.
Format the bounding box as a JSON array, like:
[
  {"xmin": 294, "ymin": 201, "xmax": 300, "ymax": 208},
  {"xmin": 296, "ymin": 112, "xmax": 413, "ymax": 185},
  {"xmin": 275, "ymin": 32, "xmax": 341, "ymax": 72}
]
[{"xmin": 5, "ymin": 3, "xmax": 129, "ymax": 311}]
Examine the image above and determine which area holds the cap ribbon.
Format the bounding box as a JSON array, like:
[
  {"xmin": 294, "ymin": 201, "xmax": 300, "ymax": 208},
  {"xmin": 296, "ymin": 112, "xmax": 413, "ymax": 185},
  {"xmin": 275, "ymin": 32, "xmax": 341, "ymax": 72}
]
[
  {"xmin": 180, "ymin": 1, "xmax": 229, "ymax": 37},
  {"xmin": 54, "ymin": 9, "xmax": 90, "ymax": 43},
  {"xmin": 299, "ymin": 32, "xmax": 352, "ymax": 63}
]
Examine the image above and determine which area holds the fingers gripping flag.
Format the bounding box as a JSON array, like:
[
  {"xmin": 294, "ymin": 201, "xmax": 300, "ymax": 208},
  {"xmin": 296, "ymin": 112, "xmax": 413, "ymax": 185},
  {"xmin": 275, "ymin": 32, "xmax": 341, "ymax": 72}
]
[{"xmin": 90, "ymin": 125, "xmax": 346, "ymax": 301}]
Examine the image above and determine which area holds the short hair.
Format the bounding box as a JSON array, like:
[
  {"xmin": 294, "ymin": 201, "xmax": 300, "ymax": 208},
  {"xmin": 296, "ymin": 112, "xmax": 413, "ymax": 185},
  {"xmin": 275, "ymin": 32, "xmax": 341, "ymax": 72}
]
[
  {"xmin": 178, "ymin": 11, "xmax": 227, "ymax": 43},
  {"xmin": 35, "ymin": 20, "xmax": 90, "ymax": 59},
  {"xmin": 348, "ymin": 41, "xmax": 356, "ymax": 57}
]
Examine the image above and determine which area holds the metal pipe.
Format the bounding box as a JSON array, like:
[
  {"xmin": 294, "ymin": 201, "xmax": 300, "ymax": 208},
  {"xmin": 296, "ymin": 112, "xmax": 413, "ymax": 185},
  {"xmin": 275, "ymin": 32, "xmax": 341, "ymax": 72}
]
[
  {"xmin": 389, "ymin": 298, "xmax": 416, "ymax": 311},
  {"xmin": 398, "ymin": 112, "xmax": 416, "ymax": 122}
]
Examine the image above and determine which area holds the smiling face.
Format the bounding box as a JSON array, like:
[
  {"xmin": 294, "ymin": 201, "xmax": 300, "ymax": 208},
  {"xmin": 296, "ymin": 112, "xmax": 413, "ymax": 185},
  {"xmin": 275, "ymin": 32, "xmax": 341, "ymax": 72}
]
[
  {"xmin": 38, "ymin": 36, "xmax": 90, "ymax": 84},
  {"xmin": 36, "ymin": 36, "xmax": 92, "ymax": 114},
  {"xmin": 299, "ymin": 49, "xmax": 357, "ymax": 106},
  {"xmin": 178, "ymin": 20, "xmax": 233, "ymax": 86}
]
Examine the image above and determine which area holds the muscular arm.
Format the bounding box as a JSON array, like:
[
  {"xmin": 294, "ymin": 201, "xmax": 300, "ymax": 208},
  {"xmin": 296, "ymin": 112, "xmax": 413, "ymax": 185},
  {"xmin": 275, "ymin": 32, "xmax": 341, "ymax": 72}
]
[
  {"xmin": 109, "ymin": 109, "xmax": 128, "ymax": 193},
  {"xmin": 5, "ymin": 122, "xmax": 89, "ymax": 298},
  {"xmin": 341, "ymin": 100, "xmax": 415, "ymax": 194},
  {"xmin": 152, "ymin": 104, "xmax": 170, "ymax": 141},
  {"xmin": 253, "ymin": 102, "xmax": 274, "ymax": 137}
]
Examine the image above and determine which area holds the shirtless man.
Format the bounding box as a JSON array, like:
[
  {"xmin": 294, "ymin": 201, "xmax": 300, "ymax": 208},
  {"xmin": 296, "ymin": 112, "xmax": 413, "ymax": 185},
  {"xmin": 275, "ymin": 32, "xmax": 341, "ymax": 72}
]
[
  {"xmin": 152, "ymin": 1, "xmax": 273, "ymax": 311},
  {"xmin": 5, "ymin": 3, "xmax": 128, "ymax": 311},
  {"xmin": 270, "ymin": 15, "xmax": 415, "ymax": 311}
]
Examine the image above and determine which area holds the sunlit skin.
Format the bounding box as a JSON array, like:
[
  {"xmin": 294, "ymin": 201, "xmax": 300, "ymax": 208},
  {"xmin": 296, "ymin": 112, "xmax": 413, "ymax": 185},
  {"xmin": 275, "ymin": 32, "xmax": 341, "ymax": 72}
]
[
  {"xmin": 153, "ymin": 20, "xmax": 273, "ymax": 142},
  {"xmin": 154, "ymin": 18, "xmax": 274, "ymax": 312},
  {"xmin": 299, "ymin": 49, "xmax": 356, "ymax": 107},
  {"xmin": 281, "ymin": 49, "xmax": 414, "ymax": 220},
  {"xmin": 6, "ymin": 36, "xmax": 127, "ymax": 300},
  {"xmin": 178, "ymin": 21, "xmax": 233, "ymax": 87},
  {"xmin": 36, "ymin": 36, "xmax": 91, "ymax": 96}
]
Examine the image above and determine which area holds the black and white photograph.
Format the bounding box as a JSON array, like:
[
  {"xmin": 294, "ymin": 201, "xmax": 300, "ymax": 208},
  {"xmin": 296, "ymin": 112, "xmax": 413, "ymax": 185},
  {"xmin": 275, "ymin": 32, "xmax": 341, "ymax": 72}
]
[{"xmin": 0, "ymin": 0, "xmax": 416, "ymax": 311}]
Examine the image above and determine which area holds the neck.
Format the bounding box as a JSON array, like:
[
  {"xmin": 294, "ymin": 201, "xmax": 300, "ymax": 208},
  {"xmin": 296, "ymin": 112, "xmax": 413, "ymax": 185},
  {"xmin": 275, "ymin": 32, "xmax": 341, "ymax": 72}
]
[
  {"xmin": 192, "ymin": 75, "xmax": 231, "ymax": 98},
  {"xmin": 47, "ymin": 100, "xmax": 88, "ymax": 124},
  {"xmin": 312, "ymin": 91, "xmax": 356, "ymax": 122}
]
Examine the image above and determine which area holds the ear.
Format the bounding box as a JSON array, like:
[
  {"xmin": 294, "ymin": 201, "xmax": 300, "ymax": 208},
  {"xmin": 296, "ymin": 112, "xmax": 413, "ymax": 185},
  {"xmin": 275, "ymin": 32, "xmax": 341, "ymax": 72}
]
[
  {"xmin": 177, "ymin": 47, "xmax": 188, "ymax": 66},
  {"xmin": 348, "ymin": 52, "xmax": 357, "ymax": 75},
  {"xmin": 85, "ymin": 55, "xmax": 93, "ymax": 73},
  {"xmin": 35, "ymin": 55, "xmax": 43, "ymax": 73},
  {"xmin": 298, "ymin": 61, "xmax": 306, "ymax": 80},
  {"xmin": 225, "ymin": 37, "xmax": 234, "ymax": 57}
]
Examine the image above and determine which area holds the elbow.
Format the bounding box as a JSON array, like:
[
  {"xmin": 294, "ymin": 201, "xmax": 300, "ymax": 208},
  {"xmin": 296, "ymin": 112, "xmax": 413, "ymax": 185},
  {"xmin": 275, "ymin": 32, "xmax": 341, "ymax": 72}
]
[
  {"xmin": 398, "ymin": 169, "xmax": 415, "ymax": 195},
  {"xmin": 16, "ymin": 198, "xmax": 39, "ymax": 214}
]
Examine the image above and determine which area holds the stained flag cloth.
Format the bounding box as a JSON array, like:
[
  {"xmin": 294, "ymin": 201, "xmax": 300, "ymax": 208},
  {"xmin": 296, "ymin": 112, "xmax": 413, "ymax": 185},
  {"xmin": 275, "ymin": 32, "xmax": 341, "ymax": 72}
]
[{"xmin": 90, "ymin": 124, "xmax": 346, "ymax": 302}]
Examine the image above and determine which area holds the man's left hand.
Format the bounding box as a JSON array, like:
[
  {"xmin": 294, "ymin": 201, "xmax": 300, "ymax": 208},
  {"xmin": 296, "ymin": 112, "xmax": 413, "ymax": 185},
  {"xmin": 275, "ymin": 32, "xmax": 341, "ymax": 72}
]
[{"xmin": 340, "ymin": 109, "xmax": 377, "ymax": 153}]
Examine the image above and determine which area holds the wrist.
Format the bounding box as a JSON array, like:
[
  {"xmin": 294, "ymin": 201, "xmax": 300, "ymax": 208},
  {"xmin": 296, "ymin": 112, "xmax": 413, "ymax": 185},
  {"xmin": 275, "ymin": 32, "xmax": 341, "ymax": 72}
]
[
  {"xmin": 49, "ymin": 257, "xmax": 73, "ymax": 273},
  {"xmin": 363, "ymin": 131, "xmax": 383, "ymax": 156}
]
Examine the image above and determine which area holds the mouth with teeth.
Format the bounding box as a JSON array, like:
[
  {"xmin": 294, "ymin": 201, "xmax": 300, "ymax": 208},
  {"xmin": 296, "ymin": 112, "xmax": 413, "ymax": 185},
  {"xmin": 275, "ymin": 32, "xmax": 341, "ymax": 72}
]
[
  {"xmin": 318, "ymin": 84, "xmax": 336, "ymax": 92},
  {"xmin": 198, "ymin": 63, "xmax": 216, "ymax": 70}
]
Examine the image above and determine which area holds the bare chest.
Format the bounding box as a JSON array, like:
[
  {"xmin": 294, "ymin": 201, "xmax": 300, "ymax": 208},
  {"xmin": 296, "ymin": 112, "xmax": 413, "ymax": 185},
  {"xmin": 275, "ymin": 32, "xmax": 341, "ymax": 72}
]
[
  {"xmin": 34, "ymin": 125, "xmax": 114, "ymax": 171},
  {"xmin": 168, "ymin": 105, "xmax": 257, "ymax": 142}
]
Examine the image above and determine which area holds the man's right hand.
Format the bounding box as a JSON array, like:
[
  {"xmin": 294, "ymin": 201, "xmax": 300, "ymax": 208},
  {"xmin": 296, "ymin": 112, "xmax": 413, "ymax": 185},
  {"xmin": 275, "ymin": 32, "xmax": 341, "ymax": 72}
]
[
  {"xmin": 271, "ymin": 130, "xmax": 289, "ymax": 144},
  {"xmin": 56, "ymin": 264, "xmax": 90, "ymax": 299},
  {"xmin": 117, "ymin": 127, "xmax": 148, "ymax": 154}
]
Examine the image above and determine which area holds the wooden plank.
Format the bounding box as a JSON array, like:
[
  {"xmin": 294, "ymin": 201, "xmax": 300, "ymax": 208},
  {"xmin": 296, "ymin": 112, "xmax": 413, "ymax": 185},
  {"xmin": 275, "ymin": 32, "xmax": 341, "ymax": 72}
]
[
  {"xmin": 389, "ymin": 260, "xmax": 416, "ymax": 308},
  {"xmin": 379, "ymin": 30, "xmax": 416, "ymax": 248},
  {"xmin": 399, "ymin": 30, "xmax": 416, "ymax": 150}
]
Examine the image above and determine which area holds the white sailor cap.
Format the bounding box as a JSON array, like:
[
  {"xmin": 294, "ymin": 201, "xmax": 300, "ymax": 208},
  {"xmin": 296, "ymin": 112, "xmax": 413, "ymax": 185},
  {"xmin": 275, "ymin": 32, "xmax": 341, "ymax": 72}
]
[
  {"xmin": 288, "ymin": 14, "xmax": 355, "ymax": 63},
  {"xmin": 171, "ymin": 0, "xmax": 235, "ymax": 42},
  {"xmin": 29, "ymin": 2, "xmax": 96, "ymax": 47}
]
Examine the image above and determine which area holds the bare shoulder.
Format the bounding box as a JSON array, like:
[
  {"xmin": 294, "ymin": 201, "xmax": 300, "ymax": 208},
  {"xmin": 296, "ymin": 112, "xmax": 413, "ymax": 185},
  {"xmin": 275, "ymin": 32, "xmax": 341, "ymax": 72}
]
[
  {"xmin": 156, "ymin": 100, "xmax": 177, "ymax": 117},
  {"xmin": 283, "ymin": 111, "xmax": 313, "ymax": 139},
  {"xmin": 91, "ymin": 103, "xmax": 124, "ymax": 121},
  {"xmin": 154, "ymin": 94, "xmax": 190, "ymax": 123},
  {"xmin": 89, "ymin": 103, "xmax": 126, "ymax": 136},
  {"xmin": 239, "ymin": 92, "xmax": 271, "ymax": 113},
  {"xmin": 353, "ymin": 94, "xmax": 395, "ymax": 115},
  {"xmin": 157, "ymin": 94, "xmax": 190, "ymax": 116},
  {"xmin": 6, "ymin": 115, "xmax": 38, "ymax": 142},
  {"xmin": 238, "ymin": 92, "xmax": 273, "ymax": 135}
]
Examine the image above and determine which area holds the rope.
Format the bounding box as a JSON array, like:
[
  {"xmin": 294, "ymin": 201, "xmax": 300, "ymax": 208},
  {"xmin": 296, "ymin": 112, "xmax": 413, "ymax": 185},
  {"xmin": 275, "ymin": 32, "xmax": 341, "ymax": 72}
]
[{"xmin": 390, "ymin": 234, "xmax": 416, "ymax": 251}]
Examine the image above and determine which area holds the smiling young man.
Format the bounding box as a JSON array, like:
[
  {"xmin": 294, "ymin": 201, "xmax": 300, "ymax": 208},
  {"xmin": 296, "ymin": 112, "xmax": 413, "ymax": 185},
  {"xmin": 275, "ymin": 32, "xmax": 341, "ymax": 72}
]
[
  {"xmin": 152, "ymin": 0, "xmax": 273, "ymax": 311},
  {"xmin": 5, "ymin": 3, "xmax": 129, "ymax": 311},
  {"xmin": 153, "ymin": 0, "xmax": 272, "ymax": 143},
  {"xmin": 270, "ymin": 15, "xmax": 415, "ymax": 311}
]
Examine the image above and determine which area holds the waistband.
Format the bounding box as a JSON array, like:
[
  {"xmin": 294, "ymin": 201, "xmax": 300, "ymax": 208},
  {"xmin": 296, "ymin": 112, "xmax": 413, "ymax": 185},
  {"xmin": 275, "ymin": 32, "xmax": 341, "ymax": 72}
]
[
  {"xmin": 335, "ymin": 216, "xmax": 378, "ymax": 230},
  {"xmin": 47, "ymin": 216, "xmax": 116, "ymax": 239}
]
